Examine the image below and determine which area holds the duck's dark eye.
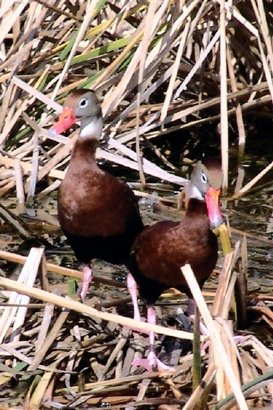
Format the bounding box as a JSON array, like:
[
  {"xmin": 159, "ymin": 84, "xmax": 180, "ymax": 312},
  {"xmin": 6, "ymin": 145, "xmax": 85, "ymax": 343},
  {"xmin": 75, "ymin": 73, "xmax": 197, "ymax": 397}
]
[
  {"xmin": 79, "ymin": 98, "xmax": 88, "ymax": 107},
  {"xmin": 201, "ymin": 172, "xmax": 208, "ymax": 183}
]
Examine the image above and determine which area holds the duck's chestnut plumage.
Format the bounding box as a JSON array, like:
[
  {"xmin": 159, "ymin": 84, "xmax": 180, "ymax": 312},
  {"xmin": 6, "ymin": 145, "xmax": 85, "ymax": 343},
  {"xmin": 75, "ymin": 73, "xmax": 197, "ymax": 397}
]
[
  {"xmin": 50, "ymin": 90, "xmax": 144, "ymax": 300},
  {"xmin": 58, "ymin": 139, "xmax": 143, "ymax": 265},
  {"xmin": 129, "ymin": 159, "xmax": 223, "ymax": 371}
]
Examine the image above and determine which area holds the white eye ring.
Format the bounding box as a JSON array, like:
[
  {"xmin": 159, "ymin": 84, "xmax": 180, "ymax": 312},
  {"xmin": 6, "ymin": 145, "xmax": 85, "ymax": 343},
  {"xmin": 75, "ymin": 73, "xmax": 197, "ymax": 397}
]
[
  {"xmin": 79, "ymin": 98, "xmax": 88, "ymax": 107},
  {"xmin": 201, "ymin": 172, "xmax": 208, "ymax": 183}
]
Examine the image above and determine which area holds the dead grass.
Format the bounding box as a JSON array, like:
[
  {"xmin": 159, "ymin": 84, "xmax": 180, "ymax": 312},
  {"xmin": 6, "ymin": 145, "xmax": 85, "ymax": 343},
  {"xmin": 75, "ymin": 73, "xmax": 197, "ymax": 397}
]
[
  {"xmin": 0, "ymin": 1, "xmax": 273, "ymax": 197},
  {"xmin": 1, "ymin": 1, "xmax": 273, "ymax": 408},
  {"xmin": 0, "ymin": 235, "xmax": 273, "ymax": 408}
]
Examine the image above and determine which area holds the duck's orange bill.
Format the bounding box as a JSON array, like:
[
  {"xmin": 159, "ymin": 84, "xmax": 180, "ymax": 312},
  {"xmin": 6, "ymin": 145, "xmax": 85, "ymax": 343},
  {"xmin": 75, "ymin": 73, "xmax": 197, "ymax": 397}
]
[
  {"xmin": 50, "ymin": 107, "xmax": 77, "ymax": 135},
  {"xmin": 205, "ymin": 187, "xmax": 223, "ymax": 229}
]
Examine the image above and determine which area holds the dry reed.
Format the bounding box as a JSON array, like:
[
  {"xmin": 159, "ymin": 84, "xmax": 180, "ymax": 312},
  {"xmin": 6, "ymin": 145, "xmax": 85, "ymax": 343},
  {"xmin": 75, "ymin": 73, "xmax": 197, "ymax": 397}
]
[
  {"xmin": 1, "ymin": 1, "xmax": 273, "ymax": 408},
  {"xmin": 0, "ymin": 1, "xmax": 273, "ymax": 197}
]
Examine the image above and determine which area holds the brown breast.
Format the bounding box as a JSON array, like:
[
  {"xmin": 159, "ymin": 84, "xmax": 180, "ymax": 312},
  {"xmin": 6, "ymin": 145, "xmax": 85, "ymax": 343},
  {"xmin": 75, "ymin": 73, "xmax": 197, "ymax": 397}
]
[
  {"xmin": 58, "ymin": 138, "xmax": 144, "ymax": 264},
  {"xmin": 58, "ymin": 139, "xmax": 142, "ymax": 236},
  {"xmin": 130, "ymin": 199, "xmax": 218, "ymax": 304}
]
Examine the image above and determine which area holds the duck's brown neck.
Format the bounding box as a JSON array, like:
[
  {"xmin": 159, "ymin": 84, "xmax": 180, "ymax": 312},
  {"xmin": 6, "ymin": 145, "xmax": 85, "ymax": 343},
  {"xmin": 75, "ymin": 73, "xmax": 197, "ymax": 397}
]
[
  {"xmin": 71, "ymin": 137, "xmax": 98, "ymax": 162},
  {"xmin": 185, "ymin": 198, "xmax": 209, "ymax": 224}
]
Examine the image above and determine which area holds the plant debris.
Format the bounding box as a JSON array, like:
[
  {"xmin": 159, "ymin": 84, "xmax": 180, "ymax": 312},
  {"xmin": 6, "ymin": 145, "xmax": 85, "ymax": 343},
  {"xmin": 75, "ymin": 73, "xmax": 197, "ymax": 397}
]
[{"xmin": 1, "ymin": 1, "xmax": 273, "ymax": 408}]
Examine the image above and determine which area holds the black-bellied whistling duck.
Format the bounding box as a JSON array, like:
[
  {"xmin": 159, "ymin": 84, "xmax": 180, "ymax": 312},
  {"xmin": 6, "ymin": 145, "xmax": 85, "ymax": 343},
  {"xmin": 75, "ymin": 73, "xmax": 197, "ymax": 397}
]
[
  {"xmin": 49, "ymin": 90, "xmax": 144, "ymax": 303},
  {"xmin": 129, "ymin": 159, "xmax": 223, "ymax": 371}
]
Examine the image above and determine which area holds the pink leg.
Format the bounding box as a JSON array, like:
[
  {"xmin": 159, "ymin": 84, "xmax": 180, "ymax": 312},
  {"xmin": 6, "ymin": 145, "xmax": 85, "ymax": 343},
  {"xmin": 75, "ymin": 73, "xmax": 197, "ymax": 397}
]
[
  {"xmin": 188, "ymin": 299, "xmax": 247, "ymax": 350},
  {"xmin": 127, "ymin": 273, "xmax": 141, "ymax": 321},
  {"xmin": 80, "ymin": 265, "xmax": 93, "ymax": 300},
  {"xmin": 132, "ymin": 306, "xmax": 174, "ymax": 372}
]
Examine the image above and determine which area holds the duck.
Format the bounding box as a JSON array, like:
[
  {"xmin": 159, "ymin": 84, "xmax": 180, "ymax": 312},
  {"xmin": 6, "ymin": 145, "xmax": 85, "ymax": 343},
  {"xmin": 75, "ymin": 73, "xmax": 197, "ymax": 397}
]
[
  {"xmin": 128, "ymin": 159, "xmax": 223, "ymax": 371},
  {"xmin": 49, "ymin": 89, "xmax": 144, "ymax": 306}
]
